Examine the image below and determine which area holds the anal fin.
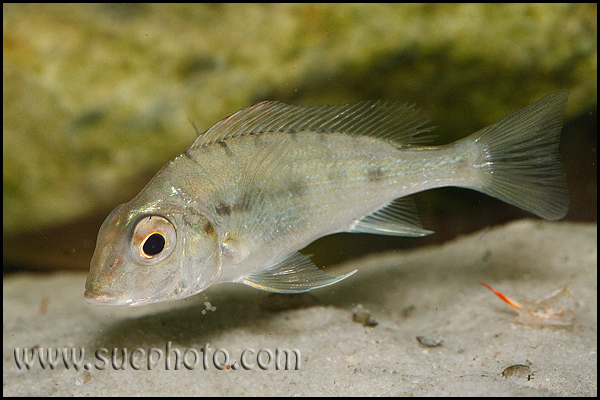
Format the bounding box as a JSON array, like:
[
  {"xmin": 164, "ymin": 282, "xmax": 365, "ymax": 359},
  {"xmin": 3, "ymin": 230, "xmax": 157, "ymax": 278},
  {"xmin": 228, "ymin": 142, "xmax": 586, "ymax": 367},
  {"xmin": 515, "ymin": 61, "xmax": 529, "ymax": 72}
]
[
  {"xmin": 349, "ymin": 197, "xmax": 434, "ymax": 237},
  {"xmin": 242, "ymin": 252, "xmax": 357, "ymax": 293}
]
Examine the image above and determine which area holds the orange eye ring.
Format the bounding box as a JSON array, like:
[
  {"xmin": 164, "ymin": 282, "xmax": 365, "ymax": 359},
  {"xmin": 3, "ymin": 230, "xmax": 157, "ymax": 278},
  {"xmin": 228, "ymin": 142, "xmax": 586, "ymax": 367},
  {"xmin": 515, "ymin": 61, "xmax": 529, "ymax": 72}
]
[{"xmin": 131, "ymin": 215, "xmax": 176, "ymax": 264}]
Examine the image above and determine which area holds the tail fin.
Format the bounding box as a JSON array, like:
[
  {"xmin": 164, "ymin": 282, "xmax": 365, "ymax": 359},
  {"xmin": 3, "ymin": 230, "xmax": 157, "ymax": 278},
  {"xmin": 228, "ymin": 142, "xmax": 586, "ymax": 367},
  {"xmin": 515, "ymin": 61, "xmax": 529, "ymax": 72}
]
[{"xmin": 470, "ymin": 92, "xmax": 569, "ymax": 220}]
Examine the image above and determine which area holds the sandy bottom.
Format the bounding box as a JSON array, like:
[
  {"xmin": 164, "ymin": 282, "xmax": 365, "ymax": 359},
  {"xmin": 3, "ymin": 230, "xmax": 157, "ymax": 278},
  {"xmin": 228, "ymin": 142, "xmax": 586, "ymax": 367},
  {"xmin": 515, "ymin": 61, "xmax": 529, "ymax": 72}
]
[{"xmin": 3, "ymin": 220, "xmax": 597, "ymax": 396}]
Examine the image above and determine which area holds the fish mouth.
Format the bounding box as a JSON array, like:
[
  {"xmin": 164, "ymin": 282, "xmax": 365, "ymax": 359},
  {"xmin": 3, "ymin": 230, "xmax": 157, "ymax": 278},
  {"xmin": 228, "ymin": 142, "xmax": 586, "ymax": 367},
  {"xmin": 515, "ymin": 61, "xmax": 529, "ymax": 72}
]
[
  {"xmin": 84, "ymin": 271, "xmax": 203, "ymax": 307},
  {"xmin": 84, "ymin": 285, "xmax": 176, "ymax": 307},
  {"xmin": 84, "ymin": 285, "xmax": 135, "ymax": 307}
]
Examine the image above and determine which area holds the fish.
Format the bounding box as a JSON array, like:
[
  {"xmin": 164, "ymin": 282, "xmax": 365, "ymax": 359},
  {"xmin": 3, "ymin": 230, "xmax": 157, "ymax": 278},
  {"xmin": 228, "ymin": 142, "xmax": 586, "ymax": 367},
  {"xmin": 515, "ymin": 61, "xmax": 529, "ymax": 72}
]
[{"xmin": 85, "ymin": 92, "xmax": 569, "ymax": 306}]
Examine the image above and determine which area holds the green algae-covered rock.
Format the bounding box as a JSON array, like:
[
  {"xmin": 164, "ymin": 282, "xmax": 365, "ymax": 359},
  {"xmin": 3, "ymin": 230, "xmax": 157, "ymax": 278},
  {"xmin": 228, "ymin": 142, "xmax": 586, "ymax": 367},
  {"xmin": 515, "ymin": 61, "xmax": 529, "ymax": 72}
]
[{"xmin": 3, "ymin": 3, "xmax": 596, "ymax": 236}]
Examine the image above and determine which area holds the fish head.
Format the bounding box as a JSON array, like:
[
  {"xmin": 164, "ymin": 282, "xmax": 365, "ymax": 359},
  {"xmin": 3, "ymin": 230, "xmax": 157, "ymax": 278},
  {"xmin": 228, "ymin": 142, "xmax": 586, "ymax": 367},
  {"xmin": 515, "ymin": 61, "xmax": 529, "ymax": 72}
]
[{"xmin": 85, "ymin": 199, "xmax": 221, "ymax": 306}]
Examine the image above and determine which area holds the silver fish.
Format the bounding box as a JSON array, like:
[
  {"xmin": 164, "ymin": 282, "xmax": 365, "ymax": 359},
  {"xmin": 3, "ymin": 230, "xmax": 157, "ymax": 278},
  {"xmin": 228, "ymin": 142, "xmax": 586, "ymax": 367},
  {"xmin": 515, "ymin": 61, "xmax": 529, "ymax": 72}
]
[{"xmin": 85, "ymin": 92, "xmax": 569, "ymax": 306}]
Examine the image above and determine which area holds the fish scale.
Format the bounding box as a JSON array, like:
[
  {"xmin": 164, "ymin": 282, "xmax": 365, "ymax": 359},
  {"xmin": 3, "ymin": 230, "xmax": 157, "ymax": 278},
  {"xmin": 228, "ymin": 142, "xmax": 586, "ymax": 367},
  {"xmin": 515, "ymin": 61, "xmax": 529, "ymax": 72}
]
[{"xmin": 85, "ymin": 93, "xmax": 569, "ymax": 306}]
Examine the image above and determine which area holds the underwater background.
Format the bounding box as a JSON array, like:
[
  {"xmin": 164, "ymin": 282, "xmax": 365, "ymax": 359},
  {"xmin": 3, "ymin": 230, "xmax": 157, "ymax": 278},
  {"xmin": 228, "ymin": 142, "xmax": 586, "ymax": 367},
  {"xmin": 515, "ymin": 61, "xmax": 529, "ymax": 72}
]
[{"xmin": 3, "ymin": 3, "xmax": 597, "ymax": 271}]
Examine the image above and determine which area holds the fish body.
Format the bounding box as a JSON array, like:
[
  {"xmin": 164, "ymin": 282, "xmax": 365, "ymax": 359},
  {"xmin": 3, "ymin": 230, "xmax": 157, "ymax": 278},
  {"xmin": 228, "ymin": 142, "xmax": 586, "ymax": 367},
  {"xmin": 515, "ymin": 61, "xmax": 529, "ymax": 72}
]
[{"xmin": 85, "ymin": 93, "xmax": 569, "ymax": 306}]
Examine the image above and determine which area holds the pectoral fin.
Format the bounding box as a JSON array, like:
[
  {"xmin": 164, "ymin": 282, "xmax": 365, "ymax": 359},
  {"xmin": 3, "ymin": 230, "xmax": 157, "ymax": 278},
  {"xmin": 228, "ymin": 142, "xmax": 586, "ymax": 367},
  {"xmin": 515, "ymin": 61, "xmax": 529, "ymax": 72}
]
[
  {"xmin": 349, "ymin": 197, "xmax": 434, "ymax": 237},
  {"xmin": 242, "ymin": 252, "xmax": 357, "ymax": 293}
]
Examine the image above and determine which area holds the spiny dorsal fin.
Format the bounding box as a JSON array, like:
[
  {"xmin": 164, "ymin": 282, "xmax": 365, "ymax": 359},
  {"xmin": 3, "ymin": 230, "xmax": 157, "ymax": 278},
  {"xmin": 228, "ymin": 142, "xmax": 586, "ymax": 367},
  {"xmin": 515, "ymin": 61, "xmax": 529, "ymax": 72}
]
[
  {"xmin": 242, "ymin": 252, "xmax": 357, "ymax": 293},
  {"xmin": 192, "ymin": 101, "xmax": 435, "ymax": 148}
]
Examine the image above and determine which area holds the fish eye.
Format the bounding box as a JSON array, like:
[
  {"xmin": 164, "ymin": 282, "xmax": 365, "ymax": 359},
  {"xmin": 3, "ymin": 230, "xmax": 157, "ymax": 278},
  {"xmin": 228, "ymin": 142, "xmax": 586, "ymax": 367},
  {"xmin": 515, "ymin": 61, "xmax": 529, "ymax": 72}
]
[{"xmin": 131, "ymin": 215, "xmax": 176, "ymax": 264}]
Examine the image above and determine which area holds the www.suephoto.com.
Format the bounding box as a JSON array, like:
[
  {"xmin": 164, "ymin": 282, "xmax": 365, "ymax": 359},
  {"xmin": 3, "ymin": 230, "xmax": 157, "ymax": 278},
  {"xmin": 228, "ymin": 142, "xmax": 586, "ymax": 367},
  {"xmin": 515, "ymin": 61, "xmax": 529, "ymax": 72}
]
[{"xmin": 13, "ymin": 342, "xmax": 301, "ymax": 371}]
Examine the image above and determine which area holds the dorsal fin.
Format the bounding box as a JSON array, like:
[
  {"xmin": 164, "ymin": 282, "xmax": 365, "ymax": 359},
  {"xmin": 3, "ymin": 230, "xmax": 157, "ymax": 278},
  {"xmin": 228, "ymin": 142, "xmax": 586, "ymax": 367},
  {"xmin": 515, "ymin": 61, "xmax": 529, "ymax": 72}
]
[{"xmin": 192, "ymin": 101, "xmax": 435, "ymax": 148}]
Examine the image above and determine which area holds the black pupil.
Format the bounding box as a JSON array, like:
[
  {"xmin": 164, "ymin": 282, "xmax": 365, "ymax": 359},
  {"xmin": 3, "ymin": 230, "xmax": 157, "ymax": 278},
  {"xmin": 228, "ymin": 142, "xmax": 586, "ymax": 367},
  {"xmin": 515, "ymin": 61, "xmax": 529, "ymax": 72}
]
[{"xmin": 143, "ymin": 233, "xmax": 165, "ymax": 256}]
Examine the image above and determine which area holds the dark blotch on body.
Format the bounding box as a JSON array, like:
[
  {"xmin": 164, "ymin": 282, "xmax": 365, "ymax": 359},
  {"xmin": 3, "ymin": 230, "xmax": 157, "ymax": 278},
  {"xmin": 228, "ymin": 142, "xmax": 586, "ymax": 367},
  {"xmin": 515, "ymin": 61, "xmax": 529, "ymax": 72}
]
[
  {"xmin": 203, "ymin": 221, "xmax": 215, "ymax": 235},
  {"xmin": 216, "ymin": 140, "xmax": 233, "ymax": 156},
  {"xmin": 215, "ymin": 202, "xmax": 232, "ymax": 216},
  {"xmin": 367, "ymin": 166, "xmax": 384, "ymax": 182},
  {"xmin": 233, "ymin": 193, "xmax": 253, "ymax": 213},
  {"xmin": 288, "ymin": 179, "xmax": 307, "ymax": 197}
]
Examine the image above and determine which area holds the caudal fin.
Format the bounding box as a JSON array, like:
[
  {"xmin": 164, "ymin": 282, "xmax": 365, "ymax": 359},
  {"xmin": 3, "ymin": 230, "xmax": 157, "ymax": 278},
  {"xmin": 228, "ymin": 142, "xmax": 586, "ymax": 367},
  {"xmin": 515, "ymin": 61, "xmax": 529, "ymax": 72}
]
[{"xmin": 470, "ymin": 92, "xmax": 569, "ymax": 220}]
